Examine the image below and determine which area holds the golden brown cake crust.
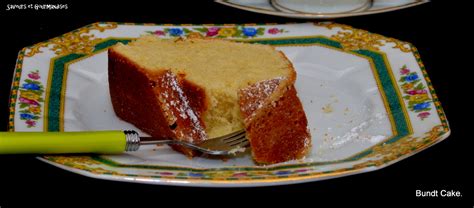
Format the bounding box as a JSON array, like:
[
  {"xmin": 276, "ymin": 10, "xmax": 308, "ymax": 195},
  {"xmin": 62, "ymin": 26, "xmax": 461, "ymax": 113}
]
[
  {"xmin": 108, "ymin": 49, "xmax": 208, "ymax": 157},
  {"xmin": 238, "ymin": 53, "xmax": 310, "ymax": 164},
  {"xmin": 239, "ymin": 82, "xmax": 311, "ymax": 164}
]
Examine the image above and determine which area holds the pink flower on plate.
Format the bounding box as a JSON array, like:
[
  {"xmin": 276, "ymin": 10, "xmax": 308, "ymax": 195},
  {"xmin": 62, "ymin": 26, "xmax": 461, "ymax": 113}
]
[
  {"xmin": 268, "ymin": 28, "xmax": 280, "ymax": 34},
  {"xmin": 418, "ymin": 112, "xmax": 430, "ymax": 120},
  {"xmin": 400, "ymin": 67, "xmax": 410, "ymax": 75},
  {"xmin": 154, "ymin": 30, "xmax": 165, "ymax": 36},
  {"xmin": 206, "ymin": 27, "xmax": 220, "ymax": 37},
  {"xmin": 28, "ymin": 72, "xmax": 40, "ymax": 80},
  {"xmin": 232, "ymin": 172, "xmax": 248, "ymax": 177},
  {"xmin": 294, "ymin": 169, "xmax": 309, "ymax": 173},
  {"xmin": 25, "ymin": 120, "xmax": 36, "ymax": 127},
  {"xmin": 407, "ymin": 89, "xmax": 427, "ymax": 95},
  {"xmin": 159, "ymin": 172, "xmax": 174, "ymax": 176},
  {"xmin": 19, "ymin": 97, "xmax": 39, "ymax": 106}
]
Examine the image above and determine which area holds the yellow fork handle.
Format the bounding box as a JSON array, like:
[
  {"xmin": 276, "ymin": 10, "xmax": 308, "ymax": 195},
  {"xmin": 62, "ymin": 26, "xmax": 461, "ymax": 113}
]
[{"xmin": 0, "ymin": 131, "xmax": 126, "ymax": 154}]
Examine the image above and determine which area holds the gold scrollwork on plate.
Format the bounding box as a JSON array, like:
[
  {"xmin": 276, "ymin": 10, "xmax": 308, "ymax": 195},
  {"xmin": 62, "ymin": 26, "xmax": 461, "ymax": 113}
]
[
  {"xmin": 43, "ymin": 155, "xmax": 126, "ymax": 175},
  {"xmin": 43, "ymin": 155, "xmax": 99, "ymax": 165},
  {"xmin": 25, "ymin": 22, "xmax": 118, "ymax": 57},
  {"xmin": 317, "ymin": 22, "xmax": 412, "ymax": 53},
  {"xmin": 353, "ymin": 125, "xmax": 446, "ymax": 168}
]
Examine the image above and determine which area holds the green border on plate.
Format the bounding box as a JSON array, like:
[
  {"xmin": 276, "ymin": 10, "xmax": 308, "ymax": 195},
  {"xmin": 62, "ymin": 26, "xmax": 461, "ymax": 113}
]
[{"xmin": 46, "ymin": 39, "xmax": 132, "ymax": 131}]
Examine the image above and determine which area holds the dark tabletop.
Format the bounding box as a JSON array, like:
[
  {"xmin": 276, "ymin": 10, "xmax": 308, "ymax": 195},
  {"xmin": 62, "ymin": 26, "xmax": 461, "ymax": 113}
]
[{"xmin": 0, "ymin": 1, "xmax": 471, "ymax": 207}]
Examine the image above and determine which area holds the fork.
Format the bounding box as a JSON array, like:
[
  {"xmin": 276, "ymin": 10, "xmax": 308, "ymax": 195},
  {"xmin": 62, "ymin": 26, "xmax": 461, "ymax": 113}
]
[
  {"xmin": 126, "ymin": 129, "xmax": 249, "ymax": 155},
  {"xmin": 0, "ymin": 130, "xmax": 248, "ymax": 156}
]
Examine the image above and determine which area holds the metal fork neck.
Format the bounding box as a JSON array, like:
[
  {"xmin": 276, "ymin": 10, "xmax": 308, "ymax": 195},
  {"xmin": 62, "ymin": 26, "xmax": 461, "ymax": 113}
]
[
  {"xmin": 124, "ymin": 130, "xmax": 195, "ymax": 152},
  {"xmin": 124, "ymin": 130, "xmax": 140, "ymax": 152}
]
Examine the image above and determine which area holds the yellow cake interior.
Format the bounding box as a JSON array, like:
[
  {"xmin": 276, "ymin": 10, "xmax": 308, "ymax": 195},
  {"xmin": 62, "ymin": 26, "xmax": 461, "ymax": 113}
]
[{"xmin": 112, "ymin": 36, "xmax": 292, "ymax": 138}]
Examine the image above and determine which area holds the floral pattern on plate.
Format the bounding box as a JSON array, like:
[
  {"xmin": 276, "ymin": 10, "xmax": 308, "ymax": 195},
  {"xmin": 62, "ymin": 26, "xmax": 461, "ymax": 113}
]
[
  {"xmin": 147, "ymin": 26, "xmax": 287, "ymax": 38},
  {"xmin": 399, "ymin": 65, "xmax": 432, "ymax": 120},
  {"xmin": 18, "ymin": 70, "xmax": 44, "ymax": 127}
]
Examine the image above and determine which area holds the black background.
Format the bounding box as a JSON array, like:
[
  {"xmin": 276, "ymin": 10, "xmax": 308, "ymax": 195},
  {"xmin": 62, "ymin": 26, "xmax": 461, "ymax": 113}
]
[{"xmin": 0, "ymin": 1, "xmax": 471, "ymax": 207}]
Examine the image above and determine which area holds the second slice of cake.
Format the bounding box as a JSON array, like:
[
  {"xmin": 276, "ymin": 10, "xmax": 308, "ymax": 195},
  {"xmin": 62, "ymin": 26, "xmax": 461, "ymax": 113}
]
[{"xmin": 108, "ymin": 35, "xmax": 311, "ymax": 164}]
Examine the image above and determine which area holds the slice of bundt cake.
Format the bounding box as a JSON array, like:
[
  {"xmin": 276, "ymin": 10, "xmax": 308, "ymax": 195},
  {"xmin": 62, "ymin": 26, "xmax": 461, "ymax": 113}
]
[{"xmin": 108, "ymin": 35, "xmax": 311, "ymax": 163}]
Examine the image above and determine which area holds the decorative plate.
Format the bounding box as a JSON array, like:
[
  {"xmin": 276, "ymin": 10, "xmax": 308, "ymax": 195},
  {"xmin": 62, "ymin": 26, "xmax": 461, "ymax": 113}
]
[
  {"xmin": 215, "ymin": 0, "xmax": 429, "ymax": 19},
  {"xmin": 8, "ymin": 22, "xmax": 449, "ymax": 187}
]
